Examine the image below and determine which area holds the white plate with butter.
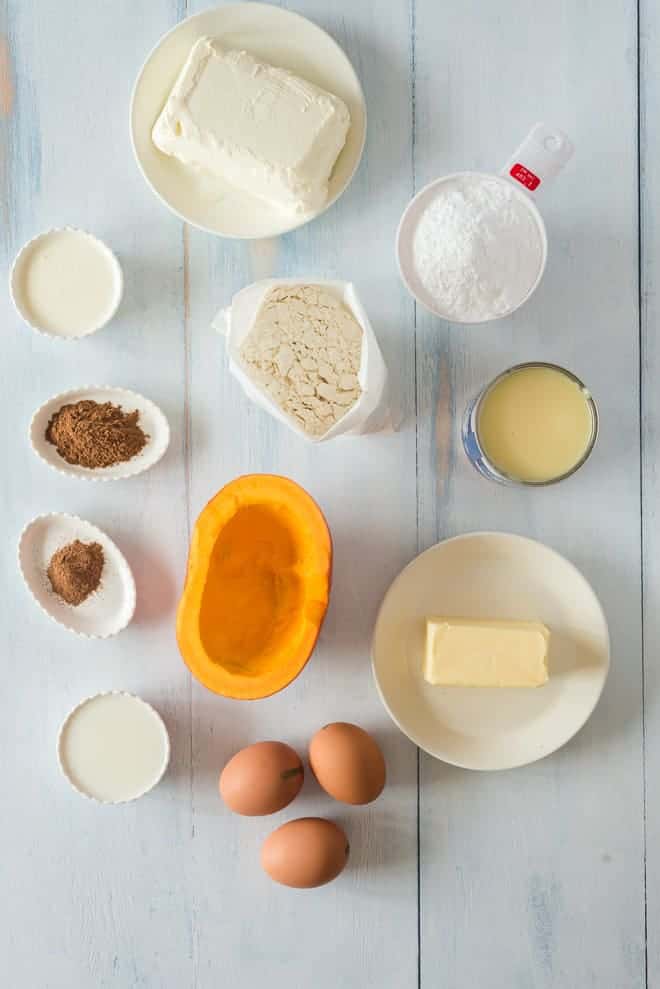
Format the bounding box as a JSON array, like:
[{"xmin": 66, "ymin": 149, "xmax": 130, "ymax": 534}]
[
  {"xmin": 130, "ymin": 3, "xmax": 366, "ymax": 239},
  {"xmin": 371, "ymin": 532, "xmax": 610, "ymax": 770}
]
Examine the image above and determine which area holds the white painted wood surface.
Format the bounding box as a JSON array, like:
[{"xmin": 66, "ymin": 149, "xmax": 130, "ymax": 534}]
[{"xmin": 0, "ymin": 1, "xmax": 649, "ymax": 986}]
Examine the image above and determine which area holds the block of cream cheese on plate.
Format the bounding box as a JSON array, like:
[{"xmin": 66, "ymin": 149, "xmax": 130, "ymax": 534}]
[
  {"xmin": 152, "ymin": 38, "xmax": 351, "ymax": 215},
  {"xmin": 423, "ymin": 618, "xmax": 550, "ymax": 688}
]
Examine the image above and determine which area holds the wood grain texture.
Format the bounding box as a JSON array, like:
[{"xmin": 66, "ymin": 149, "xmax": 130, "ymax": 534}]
[
  {"xmin": 184, "ymin": 2, "xmax": 417, "ymax": 986},
  {"xmin": 1, "ymin": 2, "xmax": 192, "ymax": 987},
  {"xmin": 0, "ymin": 0, "xmax": 653, "ymax": 986},
  {"xmin": 414, "ymin": 1, "xmax": 644, "ymax": 986}
]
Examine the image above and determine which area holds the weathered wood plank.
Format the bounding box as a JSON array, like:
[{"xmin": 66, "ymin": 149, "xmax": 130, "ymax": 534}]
[
  {"xmin": 183, "ymin": 1, "xmax": 419, "ymax": 984},
  {"xmin": 414, "ymin": 1, "xmax": 644, "ymax": 985},
  {"xmin": 641, "ymin": 0, "xmax": 660, "ymax": 983},
  {"xmin": 0, "ymin": 3, "xmax": 191, "ymax": 986}
]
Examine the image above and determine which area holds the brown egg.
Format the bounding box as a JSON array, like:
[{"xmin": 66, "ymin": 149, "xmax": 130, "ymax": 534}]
[
  {"xmin": 261, "ymin": 818, "xmax": 349, "ymax": 888},
  {"xmin": 219, "ymin": 741, "xmax": 304, "ymax": 816},
  {"xmin": 309, "ymin": 722, "xmax": 386, "ymax": 805}
]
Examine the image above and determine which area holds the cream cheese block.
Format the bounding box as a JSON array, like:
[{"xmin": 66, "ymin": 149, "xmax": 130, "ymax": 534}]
[
  {"xmin": 423, "ymin": 618, "xmax": 550, "ymax": 687},
  {"xmin": 152, "ymin": 39, "xmax": 351, "ymax": 215}
]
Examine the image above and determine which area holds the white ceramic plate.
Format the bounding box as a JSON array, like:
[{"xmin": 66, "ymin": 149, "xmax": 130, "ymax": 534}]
[
  {"xmin": 130, "ymin": 2, "xmax": 367, "ymax": 239},
  {"xmin": 372, "ymin": 532, "xmax": 609, "ymax": 770},
  {"xmin": 18, "ymin": 514, "xmax": 136, "ymax": 638},
  {"xmin": 30, "ymin": 386, "xmax": 170, "ymax": 480}
]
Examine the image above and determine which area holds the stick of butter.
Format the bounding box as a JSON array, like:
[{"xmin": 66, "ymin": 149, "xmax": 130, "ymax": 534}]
[{"xmin": 423, "ymin": 618, "xmax": 550, "ymax": 688}]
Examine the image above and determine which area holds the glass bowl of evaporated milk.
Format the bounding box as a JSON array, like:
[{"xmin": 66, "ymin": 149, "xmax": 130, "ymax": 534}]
[{"xmin": 462, "ymin": 363, "xmax": 598, "ymax": 486}]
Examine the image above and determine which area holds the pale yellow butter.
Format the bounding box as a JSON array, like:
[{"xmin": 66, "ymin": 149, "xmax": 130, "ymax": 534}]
[{"xmin": 423, "ymin": 618, "xmax": 550, "ymax": 688}]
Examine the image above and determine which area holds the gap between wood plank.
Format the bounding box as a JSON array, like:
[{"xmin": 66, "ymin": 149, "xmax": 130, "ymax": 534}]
[
  {"xmin": 637, "ymin": 1, "xmax": 648, "ymax": 986},
  {"xmin": 410, "ymin": 0, "xmax": 422, "ymax": 987},
  {"xmin": 410, "ymin": 0, "xmax": 419, "ymax": 560}
]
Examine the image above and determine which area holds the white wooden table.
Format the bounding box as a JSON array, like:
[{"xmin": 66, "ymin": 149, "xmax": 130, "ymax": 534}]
[{"xmin": 0, "ymin": 1, "xmax": 653, "ymax": 986}]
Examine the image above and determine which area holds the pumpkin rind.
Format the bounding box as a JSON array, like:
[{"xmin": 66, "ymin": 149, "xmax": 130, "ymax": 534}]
[{"xmin": 176, "ymin": 475, "xmax": 332, "ymax": 699}]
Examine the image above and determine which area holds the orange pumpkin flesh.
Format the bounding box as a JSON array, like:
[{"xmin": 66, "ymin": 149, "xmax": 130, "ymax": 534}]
[{"xmin": 177, "ymin": 475, "xmax": 332, "ymax": 699}]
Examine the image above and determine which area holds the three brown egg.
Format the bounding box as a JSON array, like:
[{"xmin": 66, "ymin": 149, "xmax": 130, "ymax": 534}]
[{"xmin": 219, "ymin": 723, "xmax": 386, "ymax": 889}]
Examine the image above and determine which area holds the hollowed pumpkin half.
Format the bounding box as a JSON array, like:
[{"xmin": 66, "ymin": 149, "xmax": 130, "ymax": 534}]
[{"xmin": 177, "ymin": 475, "xmax": 332, "ymax": 699}]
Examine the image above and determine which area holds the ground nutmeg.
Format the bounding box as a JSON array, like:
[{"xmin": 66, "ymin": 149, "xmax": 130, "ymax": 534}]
[{"xmin": 47, "ymin": 540, "xmax": 105, "ymax": 606}]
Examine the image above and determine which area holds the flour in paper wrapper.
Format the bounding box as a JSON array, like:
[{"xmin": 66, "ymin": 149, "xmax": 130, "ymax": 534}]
[{"xmin": 215, "ymin": 279, "xmax": 391, "ymax": 442}]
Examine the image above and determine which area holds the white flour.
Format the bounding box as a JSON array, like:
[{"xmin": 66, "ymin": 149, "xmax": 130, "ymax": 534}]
[
  {"xmin": 412, "ymin": 175, "xmax": 545, "ymax": 322},
  {"xmin": 240, "ymin": 285, "xmax": 363, "ymax": 437}
]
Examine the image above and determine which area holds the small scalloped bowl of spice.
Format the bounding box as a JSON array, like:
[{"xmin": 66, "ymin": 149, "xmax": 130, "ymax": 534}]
[
  {"xmin": 29, "ymin": 386, "xmax": 170, "ymax": 480},
  {"xmin": 18, "ymin": 514, "xmax": 136, "ymax": 638}
]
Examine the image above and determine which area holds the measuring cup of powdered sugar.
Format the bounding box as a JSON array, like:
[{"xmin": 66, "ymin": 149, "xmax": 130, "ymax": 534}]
[
  {"xmin": 213, "ymin": 279, "xmax": 392, "ymax": 442},
  {"xmin": 397, "ymin": 123, "xmax": 574, "ymax": 324}
]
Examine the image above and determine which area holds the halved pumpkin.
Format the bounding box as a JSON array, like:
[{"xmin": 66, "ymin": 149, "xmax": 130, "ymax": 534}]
[{"xmin": 177, "ymin": 475, "xmax": 332, "ymax": 699}]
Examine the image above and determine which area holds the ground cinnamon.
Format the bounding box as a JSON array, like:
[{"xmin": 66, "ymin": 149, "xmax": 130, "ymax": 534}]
[
  {"xmin": 45, "ymin": 400, "xmax": 148, "ymax": 469},
  {"xmin": 47, "ymin": 540, "xmax": 104, "ymax": 606}
]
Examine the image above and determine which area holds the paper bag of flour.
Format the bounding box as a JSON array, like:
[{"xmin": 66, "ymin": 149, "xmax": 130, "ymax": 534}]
[{"xmin": 213, "ymin": 279, "xmax": 391, "ymax": 442}]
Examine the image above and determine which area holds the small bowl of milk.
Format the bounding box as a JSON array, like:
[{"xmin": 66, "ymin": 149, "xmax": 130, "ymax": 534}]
[
  {"xmin": 10, "ymin": 227, "xmax": 123, "ymax": 340},
  {"xmin": 396, "ymin": 123, "xmax": 573, "ymax": 324},
  {"xmin": 58, "ymin": 692, "xmax": 170, "ymax": 804}
]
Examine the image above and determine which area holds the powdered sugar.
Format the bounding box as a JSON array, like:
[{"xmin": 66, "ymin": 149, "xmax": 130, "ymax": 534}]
[{"xmin": 412, "ymin": 174, "xmax": 545, "ymax": 322}]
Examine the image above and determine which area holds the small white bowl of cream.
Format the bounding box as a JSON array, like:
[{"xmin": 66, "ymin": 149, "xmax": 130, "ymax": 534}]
[
  {"xmin": 10, "ymin": 227, "xmax": 123, "ymax": 339},
  {"xmin": 396, "ymin": 123, "xmax": 573, "ymax": 324},
  {"xmin": 58, "ymin": 692, "xmax": 170, "ymax": 804}
]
